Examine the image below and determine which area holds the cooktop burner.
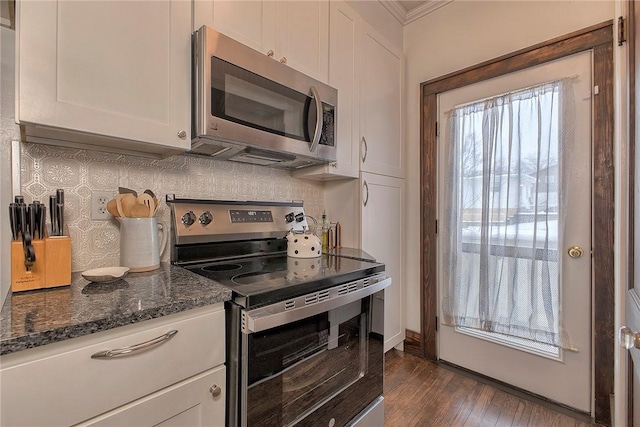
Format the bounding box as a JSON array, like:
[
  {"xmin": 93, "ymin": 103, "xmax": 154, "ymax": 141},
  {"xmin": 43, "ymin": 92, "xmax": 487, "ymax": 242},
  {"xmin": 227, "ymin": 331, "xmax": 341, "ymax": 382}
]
[{"xmin": 184, "ymin": 253, "xmax": 384, "ymax": 308}]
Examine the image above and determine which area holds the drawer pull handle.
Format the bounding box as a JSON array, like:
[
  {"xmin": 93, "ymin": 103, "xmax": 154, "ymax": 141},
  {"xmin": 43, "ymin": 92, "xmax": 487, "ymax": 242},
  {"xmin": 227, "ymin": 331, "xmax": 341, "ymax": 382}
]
[{"xmin": 91, "ymin": 330, "xmax": 178, "ymax": 359}]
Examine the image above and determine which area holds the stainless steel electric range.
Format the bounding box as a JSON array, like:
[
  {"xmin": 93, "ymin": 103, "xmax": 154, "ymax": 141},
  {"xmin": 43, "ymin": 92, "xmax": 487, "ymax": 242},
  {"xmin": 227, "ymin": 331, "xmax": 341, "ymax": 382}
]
[{"xmin": 168, "ymin": 197, "xmax": 390, "ymax": 427}]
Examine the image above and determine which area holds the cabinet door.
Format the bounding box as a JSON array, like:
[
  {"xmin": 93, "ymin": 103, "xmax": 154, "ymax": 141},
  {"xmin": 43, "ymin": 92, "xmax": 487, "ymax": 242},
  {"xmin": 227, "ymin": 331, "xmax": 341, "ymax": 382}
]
[
  {"xmin": 292, "ymin": 1, "xmax": 358, "ymax": 181},
  {"xmin": 360, "ymin": 172, "xmax": 404, "ymax": 352},
  {"xmin": 195, "ymin": 1, "xmax": 328, "ymax": 83},
  {"xmin": 79, "ymin": 367, "xmax": 226, "ymax": 427},
  {"xmin": 275, "ymin": 1, "xmax": 329, "ymax": 82},
  {"xmin": 194, "ymin": 0, "xmax": 276, "ymax": 56},
  {"xmin": 16, "ymin": 0, "xmax": 191, "ymax": 153},
  {"xmin": 359, "ymin": 24, "xmax": 404, "ymax": 178}
]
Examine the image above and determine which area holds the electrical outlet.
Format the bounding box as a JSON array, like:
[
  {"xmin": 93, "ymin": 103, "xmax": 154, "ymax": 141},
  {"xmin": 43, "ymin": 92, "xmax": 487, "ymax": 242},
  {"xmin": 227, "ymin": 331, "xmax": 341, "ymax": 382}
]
[{"xmin": 91, "ymin": 191, "xmax": 114, "ymax": 220}]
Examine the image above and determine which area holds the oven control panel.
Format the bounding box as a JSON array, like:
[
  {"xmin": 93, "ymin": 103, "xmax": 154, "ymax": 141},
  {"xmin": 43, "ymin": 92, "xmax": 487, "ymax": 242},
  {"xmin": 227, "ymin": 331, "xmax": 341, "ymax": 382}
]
[
  {"xmin": 169, "ymin": 198, "xmax": 308, "ymax": 244},
  {"xmin": 229, "ymin": 210, "xmax": 273, "ymax": 223}
]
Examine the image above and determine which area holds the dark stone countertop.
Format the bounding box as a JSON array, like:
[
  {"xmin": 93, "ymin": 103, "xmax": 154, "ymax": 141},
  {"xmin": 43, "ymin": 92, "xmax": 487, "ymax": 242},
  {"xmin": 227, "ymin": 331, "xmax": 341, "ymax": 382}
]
[
  {"xmin": 0, "ymin": 263, "xmax": 231, "ymax": 356},
  {"xmin": 325, "ymin": 248, "xmax": 377, "ymax": 262}
]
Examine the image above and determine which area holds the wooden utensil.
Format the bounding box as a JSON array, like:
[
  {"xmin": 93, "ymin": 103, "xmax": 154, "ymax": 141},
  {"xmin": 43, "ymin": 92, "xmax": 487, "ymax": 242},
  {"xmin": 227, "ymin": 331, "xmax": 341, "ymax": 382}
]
[
  {"xmin": 129, "ymin": 203, "xmax": 150, "ymax": 218},
  {"xmin": 117, "ymin": 193, "xmax": 137, "ymax": 217},
  {"xmin": 115, "ymin": 197, "xmax": 125, "ymax": 217},
  {"xmin": 106, "ymin": 199, "xmax": 120, "ymax": 217},
  {"xmin": 118, "ymin": 187, "xmax": 138, "ymax": 197},
  {"xmin": 136, "ymin": 194, "xmax": 154, "ymax": 218}
]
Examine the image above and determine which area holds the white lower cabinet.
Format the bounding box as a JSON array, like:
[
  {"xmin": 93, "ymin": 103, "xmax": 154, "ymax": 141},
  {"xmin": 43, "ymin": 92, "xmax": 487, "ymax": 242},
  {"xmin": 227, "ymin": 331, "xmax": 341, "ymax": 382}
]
[
  {"xmin": 0, "ymin": 304, "xmax": 225, "ymax": 427},
  {"xmin": 360, "ymin": 172, "xmax": 405, "ymax": 352},
  {"xmin": 79, "ymin": 366, "xmax": 225, "ymax": 427}
]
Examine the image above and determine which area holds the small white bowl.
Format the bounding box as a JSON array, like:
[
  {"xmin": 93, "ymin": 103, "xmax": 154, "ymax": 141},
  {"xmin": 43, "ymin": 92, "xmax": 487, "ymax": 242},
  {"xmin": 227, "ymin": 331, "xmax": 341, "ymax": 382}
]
[{"xmin": 81, "ymin": 267, "xmax": 129, "ymax": 283}]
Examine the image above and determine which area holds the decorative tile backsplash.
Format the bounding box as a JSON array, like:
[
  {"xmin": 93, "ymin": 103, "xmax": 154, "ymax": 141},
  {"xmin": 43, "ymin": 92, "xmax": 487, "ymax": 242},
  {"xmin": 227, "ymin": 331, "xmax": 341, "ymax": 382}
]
[{"xmin": 20, "ymin": 143, "xmax": 324, "ymax": 272}]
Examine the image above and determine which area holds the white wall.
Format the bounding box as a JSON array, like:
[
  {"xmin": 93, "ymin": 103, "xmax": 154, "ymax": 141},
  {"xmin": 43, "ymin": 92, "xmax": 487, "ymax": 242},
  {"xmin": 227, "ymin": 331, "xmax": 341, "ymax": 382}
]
[
  {"xmin": 403, "ymin": 1, "xmax": 614, "ymax": 332},
  {"xmin": 0, "ymin": 27, "xmax": 18, "ymax": 308}
]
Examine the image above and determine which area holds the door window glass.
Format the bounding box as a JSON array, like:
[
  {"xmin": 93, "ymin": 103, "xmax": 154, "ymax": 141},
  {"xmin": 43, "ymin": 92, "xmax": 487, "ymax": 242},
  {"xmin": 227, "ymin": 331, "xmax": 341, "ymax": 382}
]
[{"xmin": 441, "ymin": 79, "xmax": 577, "ymax": 352}]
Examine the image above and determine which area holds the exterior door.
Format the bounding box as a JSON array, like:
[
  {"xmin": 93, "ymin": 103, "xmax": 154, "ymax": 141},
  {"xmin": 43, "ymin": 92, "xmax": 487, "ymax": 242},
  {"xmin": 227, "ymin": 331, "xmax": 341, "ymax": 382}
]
[{"xmin": 438, "ymin": 51, "xmax": 592, "ymax": 411}]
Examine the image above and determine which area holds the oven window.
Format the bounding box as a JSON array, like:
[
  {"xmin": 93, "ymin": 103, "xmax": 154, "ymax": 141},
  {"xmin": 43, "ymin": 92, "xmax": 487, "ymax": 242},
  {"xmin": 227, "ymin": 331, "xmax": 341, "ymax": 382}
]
[
  {"xmin": 246, "ymin": 300, "xmax": 368, "ymax": 427},
  {"xmin": 210, "ymin": 57, "xmax": 315, "ymax": 143}
]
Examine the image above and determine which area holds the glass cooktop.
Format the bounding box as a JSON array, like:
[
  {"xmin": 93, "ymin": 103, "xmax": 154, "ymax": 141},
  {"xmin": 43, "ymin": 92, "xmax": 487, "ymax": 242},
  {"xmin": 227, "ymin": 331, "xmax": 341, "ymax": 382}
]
[{"xmin": 185, "ymin": 253, "xmax": 385, "ymax": 308}]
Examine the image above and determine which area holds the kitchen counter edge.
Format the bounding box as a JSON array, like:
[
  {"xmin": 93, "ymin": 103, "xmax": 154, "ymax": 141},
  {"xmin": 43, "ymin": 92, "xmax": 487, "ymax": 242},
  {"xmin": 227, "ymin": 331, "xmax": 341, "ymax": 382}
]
[{"xmin": 0, "ymin": 263, "xmax": 232, "ymax": 356}]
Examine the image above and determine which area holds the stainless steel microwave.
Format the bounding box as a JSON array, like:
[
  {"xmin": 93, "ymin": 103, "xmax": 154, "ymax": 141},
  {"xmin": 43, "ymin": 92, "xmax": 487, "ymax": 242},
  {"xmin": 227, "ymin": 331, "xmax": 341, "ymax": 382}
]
[{"xmin": 191, "ymin": 26, "xmax": 337, "ymax": 169}]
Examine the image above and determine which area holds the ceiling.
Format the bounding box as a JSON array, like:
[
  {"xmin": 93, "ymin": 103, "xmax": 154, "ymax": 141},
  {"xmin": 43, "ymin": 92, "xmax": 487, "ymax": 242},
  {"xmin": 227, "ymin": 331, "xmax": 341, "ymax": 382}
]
[{"xmin": 381, "ymin": 0, "xmax": 452, "ymax": 25}]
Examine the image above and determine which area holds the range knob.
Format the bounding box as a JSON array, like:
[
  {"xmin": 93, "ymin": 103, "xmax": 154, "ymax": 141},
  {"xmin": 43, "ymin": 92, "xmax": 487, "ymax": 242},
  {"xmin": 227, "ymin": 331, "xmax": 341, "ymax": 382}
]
[
  {"xmin": 199, "ymin": 211, "xmax": 213, "ymax": 226},
  {"xmin": 285, "ymin": 212, "xmax": 295, "ymax": 223},
  {"xmin": 181, "ymin": 211, "xmax": 196, "ymax": 227}
]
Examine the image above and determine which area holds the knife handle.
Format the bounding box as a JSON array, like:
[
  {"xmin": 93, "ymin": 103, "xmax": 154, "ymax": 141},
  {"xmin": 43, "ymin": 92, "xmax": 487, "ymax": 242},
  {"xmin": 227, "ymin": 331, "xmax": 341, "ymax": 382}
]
[
  {"xmin": 18, "ymin": 204, "xmax": 27, "ymax": 240},
  {"xmin": 9, "ymin": 203, "xmax": 18, "ymax": 240},
  {"xmin": 49, "ymin": 195, "xmax": 58, "ymax": 236},
  {"xmin": 39, "ymin": 204, "xmax": 47, "ymax": 239},
  {"xmin": 28, "ymin": 204, "xmax": 36, "ymax": 238},
  {"xmin": 56, "ymin": 189, "xmax": 64, "ymax": 205},
  {"xmin": 56, "ymin": 203, "xmax": 64, "ymax": 237}
]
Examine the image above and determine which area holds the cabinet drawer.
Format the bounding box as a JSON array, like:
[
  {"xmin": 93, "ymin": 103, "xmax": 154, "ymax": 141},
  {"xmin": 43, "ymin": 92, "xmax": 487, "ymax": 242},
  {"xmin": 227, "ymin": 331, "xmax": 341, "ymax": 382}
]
[
  {"xmin": 79, "ymin": 366, "xmax": 226, "ymax": 427},
  {"xmin": 0, "ymin": 305, "xmax": 225, "ymax": 427}
]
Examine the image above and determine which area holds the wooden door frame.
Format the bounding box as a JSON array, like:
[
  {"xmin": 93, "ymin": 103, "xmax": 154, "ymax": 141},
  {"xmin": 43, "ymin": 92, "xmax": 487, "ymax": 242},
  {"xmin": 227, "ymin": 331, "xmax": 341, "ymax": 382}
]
[{"xmin": 416, "ymin": 22, "xmax": 615, "ymax": 425}]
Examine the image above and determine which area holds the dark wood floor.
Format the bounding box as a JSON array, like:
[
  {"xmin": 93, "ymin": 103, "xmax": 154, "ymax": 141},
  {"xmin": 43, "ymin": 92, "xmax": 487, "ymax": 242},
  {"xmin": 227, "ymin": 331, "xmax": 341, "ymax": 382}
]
[{"xmin": 384, "ymin": 349, "xmax": 602, "ymax": 427}]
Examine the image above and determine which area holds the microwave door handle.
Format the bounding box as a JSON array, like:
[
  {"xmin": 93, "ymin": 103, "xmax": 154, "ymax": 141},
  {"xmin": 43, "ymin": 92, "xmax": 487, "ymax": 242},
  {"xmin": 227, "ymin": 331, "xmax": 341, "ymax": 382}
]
[{"xmin": 309, "ymin": 86, "xmax": 323, "ymax": 153}]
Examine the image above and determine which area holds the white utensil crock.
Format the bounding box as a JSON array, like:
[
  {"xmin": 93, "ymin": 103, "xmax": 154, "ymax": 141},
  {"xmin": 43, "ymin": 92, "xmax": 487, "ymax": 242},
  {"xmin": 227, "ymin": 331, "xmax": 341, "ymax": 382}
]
[{"xmin": 117, "ymin": 217, "xmax": 167, "ymax": 272}]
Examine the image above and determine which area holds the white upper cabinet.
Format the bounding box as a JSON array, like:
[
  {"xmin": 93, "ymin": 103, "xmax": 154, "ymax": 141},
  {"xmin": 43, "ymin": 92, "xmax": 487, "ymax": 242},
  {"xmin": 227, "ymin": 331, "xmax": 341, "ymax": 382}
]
[
  {"xmin": 194, "ymin": 1, "xmax": 276, "ymax": 56},
  {"xmin": 195, "ymin": 0, "xmax": 328, "ymax": 82},
  {"xmin": 359, "ymin": 23, "xmax": 404, "ymax": 178},
  {"xmin": 274, "ymin": 1, "xmax": 329, "ymax": 83},
  {"xmin": 295, "ymin": 3, "xmax": 404, "ymax": 181},
  {"xmin": 16, "ymin": 0, "xmax": 192, "ymax": 157},
  {"xmin": 293, "ymin": 1, "xmax": 360, "ymax": 180}
]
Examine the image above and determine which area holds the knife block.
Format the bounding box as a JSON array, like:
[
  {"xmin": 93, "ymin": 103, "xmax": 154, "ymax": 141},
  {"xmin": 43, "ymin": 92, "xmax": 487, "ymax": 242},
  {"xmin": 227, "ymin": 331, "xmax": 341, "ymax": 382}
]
[
  {"xmin": 44, "ymin": 235, "xmax": 72, "ymax": 288},
  {"xmin": 10, "ymin": 235, "xmax": 71, "ymax": 292},
  {"xmin": 11, "ymin": 240, "xmax": 46, "ymax": 292}
]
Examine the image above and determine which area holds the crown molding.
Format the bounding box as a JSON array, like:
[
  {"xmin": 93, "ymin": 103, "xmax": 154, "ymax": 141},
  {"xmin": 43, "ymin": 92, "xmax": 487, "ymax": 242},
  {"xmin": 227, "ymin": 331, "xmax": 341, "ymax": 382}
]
[{"xmin": 379, "ymin": 0, "xmax": 453, "ymax": 26}]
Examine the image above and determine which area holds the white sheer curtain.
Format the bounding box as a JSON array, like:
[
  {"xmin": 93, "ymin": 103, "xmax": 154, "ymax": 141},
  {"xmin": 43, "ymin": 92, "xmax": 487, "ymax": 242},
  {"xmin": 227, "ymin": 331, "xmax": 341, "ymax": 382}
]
[{"xmin": 441, "ymin": 79, "xmax": 577, "ymax": 350}]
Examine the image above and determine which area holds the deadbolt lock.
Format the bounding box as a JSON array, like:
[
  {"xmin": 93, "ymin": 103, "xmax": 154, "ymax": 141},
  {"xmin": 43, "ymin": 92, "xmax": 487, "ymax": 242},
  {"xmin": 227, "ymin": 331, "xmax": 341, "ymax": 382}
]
[{"xmin": 568, "ymin": 246, "xmax": 584, "ymax": 259}]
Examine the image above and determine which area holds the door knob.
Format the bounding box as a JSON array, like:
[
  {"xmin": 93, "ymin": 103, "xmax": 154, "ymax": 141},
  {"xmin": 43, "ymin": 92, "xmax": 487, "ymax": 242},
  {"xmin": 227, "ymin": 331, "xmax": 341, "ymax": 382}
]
[
  {"xmin": 620, "ymin": 326, "xmax": 640, "ymax": 349},
  {"xmin": 567, "ymin": 246, "xmax": 584, "ymax": 258}
]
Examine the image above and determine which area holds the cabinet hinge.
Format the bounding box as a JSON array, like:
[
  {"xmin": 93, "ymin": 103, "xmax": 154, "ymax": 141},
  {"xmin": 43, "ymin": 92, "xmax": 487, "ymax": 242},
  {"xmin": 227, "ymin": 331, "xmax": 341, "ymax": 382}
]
[
  {"xmin": 435, "ymin": 316, "xmax": 438, "ymax": 331},
  {"xmin": 435, "ymin": 121, "xmax": 439, "ymax": 137},
  {"xmin": 618, "ymin": 16, "xmax": 627, "ymax": 46},
  {"xmin": 435, "ymin": 219, "xmax": 438, "ymax": 234}
]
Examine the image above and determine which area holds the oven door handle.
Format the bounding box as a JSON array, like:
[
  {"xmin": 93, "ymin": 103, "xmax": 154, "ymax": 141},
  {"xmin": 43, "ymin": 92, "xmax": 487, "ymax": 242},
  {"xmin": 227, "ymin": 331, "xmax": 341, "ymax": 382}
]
[{"xmin": 242, "ymin": 277, "xmax": 391, "ymax": 334}]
